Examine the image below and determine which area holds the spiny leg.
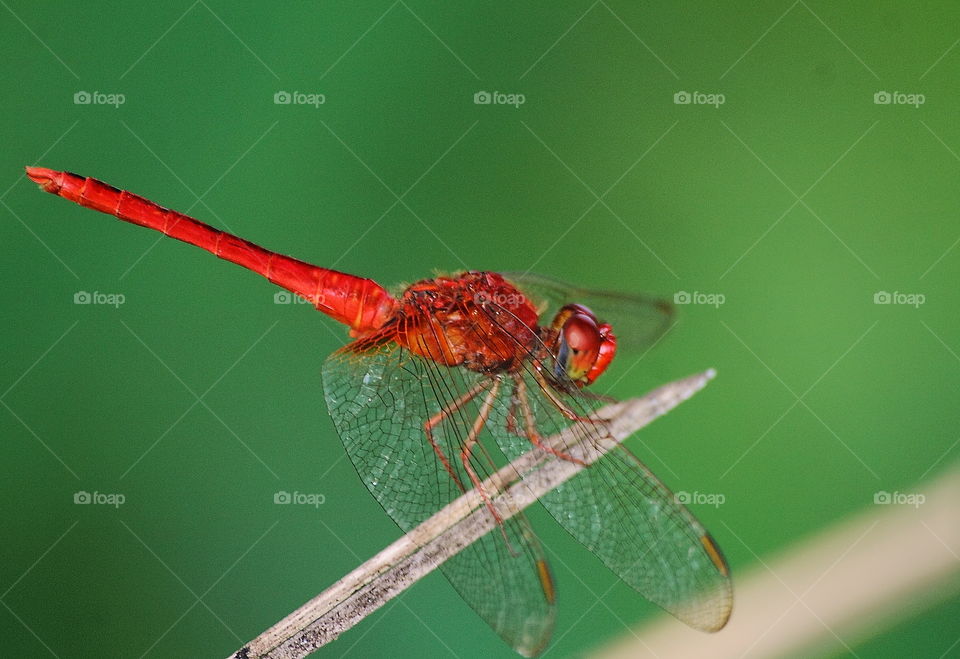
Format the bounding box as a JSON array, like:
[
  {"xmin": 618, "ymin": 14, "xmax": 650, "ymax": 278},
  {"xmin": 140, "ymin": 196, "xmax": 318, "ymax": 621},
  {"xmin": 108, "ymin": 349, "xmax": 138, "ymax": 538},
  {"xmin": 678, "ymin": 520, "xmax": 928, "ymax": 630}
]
[
  {"xmin": 459, "ymin": 380, "xmax": 504, "ymax": 526},
  {"xmin": 505, "ymin": 388, "xmax": 524, "ymax": 438},
  {"xmin": 423, "ymin": 379, "xmax": 491, "ymax": 493},
  {"xmin": 515, "ymin": 374, "xmax": 587, "ymax": 466}
]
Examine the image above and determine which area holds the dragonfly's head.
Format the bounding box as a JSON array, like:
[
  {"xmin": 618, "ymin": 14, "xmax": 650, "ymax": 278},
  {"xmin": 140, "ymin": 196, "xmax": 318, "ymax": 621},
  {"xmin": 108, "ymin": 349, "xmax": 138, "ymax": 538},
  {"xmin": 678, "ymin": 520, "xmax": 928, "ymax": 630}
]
[{"xmin": 550, "ymin": 304, "xmax": 617, "ymax": 387}]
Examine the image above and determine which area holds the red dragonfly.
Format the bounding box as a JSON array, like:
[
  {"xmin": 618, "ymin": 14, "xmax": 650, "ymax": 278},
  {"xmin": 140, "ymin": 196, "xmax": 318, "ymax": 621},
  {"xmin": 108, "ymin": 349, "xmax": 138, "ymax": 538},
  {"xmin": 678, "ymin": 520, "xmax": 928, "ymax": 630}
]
[{"xmin": 26, "ymin": 166, "xmax": 732, "ymax": 655}]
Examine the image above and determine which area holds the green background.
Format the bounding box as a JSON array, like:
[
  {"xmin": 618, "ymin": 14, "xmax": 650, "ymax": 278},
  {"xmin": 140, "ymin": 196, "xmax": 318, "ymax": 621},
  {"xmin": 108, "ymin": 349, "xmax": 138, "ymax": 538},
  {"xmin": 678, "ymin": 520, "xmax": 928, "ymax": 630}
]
[{"xmin": 2, "ymin": 2, "xmax": 959, "ymax": 657}]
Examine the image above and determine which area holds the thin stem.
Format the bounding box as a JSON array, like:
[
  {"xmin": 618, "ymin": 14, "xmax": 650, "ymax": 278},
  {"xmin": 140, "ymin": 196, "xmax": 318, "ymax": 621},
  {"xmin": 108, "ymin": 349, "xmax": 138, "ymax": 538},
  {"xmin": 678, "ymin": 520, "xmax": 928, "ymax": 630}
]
[{"xmin": 230, "ymin": 369, "xmax": 717, "ymax": 659}]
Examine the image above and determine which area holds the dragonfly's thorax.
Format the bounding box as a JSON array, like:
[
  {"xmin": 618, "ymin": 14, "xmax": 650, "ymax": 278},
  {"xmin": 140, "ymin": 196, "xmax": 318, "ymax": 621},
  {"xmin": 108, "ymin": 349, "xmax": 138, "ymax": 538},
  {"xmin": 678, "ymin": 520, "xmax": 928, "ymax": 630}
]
[{"xmin": 393, "ymin": 271, "xmax": 541, "ymax": 373}]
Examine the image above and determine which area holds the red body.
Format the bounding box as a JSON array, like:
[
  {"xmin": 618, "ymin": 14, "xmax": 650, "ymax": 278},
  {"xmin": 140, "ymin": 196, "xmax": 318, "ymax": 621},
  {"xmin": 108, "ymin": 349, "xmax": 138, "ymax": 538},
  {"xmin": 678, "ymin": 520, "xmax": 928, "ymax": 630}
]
[
  {"xmin": 25, "ymin": 167, "xmax": 566, "ymax": 375},
  {"xmin": 391, "ymin": 271, "xmax": 541, "ymax": 372}
]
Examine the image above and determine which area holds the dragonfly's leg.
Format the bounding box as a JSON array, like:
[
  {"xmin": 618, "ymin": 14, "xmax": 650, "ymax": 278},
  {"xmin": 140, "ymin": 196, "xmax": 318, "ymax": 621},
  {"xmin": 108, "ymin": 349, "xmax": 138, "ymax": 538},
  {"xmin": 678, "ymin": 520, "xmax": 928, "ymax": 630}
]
[
  {"xmin": 531, "ymin": 367, "xmax": 605, "ymax": 424},
  {"xmin": 505, "ymin": 391, "xmax": 524, "ymax": 438},
  {"xmin": 423, "ymin": 380, "xmax": 491, "ymax": 493},
  {"xmin": 459, "ymin": 380, "xmax": 504, "ymax": 525},
  {"xmin": 515, "ymin": 375, "xmax": 588, "ymax": 466}
]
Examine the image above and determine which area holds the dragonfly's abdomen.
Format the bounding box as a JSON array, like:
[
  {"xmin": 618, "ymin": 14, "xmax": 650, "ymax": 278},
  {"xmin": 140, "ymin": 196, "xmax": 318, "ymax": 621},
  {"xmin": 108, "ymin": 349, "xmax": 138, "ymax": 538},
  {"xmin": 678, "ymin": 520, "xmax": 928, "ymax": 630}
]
[
  {"xmin": 394, "ymin": 271, "xmax": 541, "ymax": 373},
  {"xmin": 25, "ymin": 167, "xmax": 397, "ymax": 335}
]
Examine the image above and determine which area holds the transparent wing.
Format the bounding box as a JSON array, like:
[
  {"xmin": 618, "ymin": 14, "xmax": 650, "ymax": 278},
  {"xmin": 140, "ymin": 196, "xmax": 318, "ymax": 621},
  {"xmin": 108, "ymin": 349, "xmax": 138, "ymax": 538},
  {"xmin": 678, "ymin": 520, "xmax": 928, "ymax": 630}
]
[
  {"xmin": 490, "ymin": 367, "xmax": 732, "ymax": 630},
  {"xmin": 472, "ymin": 302, "xmax": 732, "ymax": 632},
  {"xmin": 502, "ymin": 272, "xmax": 675, "ymax": 352},
  {"xmin": 322, "ymin": 331, "xmax": 555, "ymax": 656}
]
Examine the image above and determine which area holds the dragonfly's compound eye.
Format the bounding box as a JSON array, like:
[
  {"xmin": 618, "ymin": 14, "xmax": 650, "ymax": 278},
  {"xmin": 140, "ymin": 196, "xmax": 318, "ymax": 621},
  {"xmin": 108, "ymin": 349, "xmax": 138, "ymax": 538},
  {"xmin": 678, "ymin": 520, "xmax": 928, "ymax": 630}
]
[{"xmin": 551, "ymin": 304, "xmax": 617, "ymax": 385}]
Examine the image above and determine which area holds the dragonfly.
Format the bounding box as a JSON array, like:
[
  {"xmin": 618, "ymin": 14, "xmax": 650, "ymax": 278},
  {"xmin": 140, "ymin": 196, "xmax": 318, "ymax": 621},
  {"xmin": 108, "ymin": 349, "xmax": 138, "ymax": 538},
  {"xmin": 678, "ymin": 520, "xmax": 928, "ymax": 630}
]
[{"xmin": 26, "ymin": 166, "xmax": 732, "ymax": 656}]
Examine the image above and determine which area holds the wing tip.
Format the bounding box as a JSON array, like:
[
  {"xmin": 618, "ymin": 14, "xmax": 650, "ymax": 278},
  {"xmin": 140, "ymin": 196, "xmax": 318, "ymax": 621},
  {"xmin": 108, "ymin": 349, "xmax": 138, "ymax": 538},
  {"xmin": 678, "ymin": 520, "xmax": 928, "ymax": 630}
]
[{"xmin": 693, "ymin": 531, "xmax": 734, "ymax": 632}]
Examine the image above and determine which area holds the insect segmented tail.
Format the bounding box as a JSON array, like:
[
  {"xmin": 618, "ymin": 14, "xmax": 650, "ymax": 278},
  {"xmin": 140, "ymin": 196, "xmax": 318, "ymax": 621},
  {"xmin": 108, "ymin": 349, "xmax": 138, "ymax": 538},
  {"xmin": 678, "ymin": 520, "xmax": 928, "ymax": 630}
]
[{"xmin": 26, "ymin": 167, "xmax": 397, "ymax": 335}]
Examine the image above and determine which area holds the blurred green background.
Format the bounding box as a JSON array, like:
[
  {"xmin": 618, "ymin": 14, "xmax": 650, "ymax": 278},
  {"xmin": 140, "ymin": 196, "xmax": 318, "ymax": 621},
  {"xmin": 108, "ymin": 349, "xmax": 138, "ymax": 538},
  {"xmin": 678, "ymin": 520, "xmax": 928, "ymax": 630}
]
[{"xmin": 2, "ymin": 2, "xmax": 959, "ymax": 657}]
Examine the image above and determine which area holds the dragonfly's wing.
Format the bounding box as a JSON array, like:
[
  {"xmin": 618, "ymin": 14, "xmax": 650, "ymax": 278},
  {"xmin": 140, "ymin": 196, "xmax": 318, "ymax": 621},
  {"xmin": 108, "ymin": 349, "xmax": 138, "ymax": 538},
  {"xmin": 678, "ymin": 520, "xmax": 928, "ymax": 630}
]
[
  {"xmin": 322, "ymin": 333, "xmax": 555, "ymax": 656},
  {"xmin": 484, "ymin": 354, "xmax": 732, "ymax": 631},
  {"xmin": 502, "ymin": 272, "xmax": 675, "ymax": 352}
]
